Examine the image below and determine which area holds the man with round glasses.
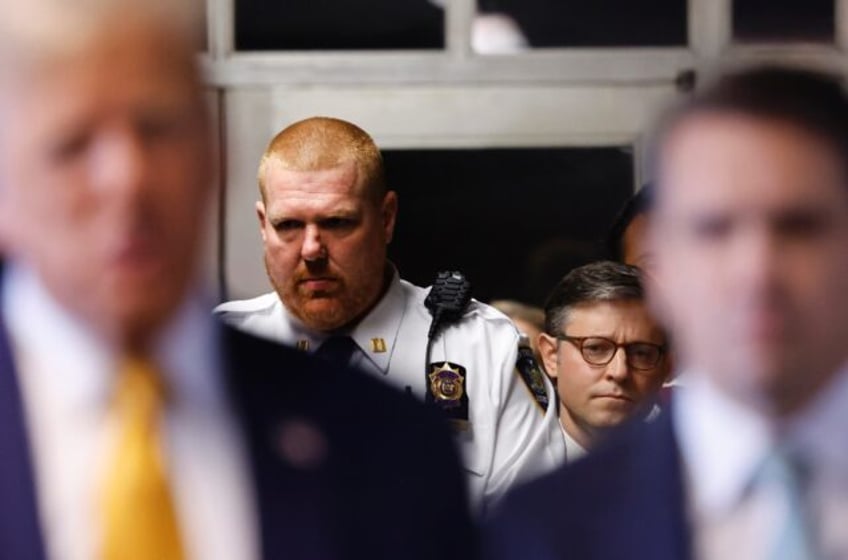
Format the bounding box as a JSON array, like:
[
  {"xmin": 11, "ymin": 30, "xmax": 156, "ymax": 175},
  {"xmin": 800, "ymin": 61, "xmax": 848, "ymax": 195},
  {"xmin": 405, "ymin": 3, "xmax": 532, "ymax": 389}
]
[{"xmin": 537, "ymin": 261, "xmax": 670, "ymax": 461}]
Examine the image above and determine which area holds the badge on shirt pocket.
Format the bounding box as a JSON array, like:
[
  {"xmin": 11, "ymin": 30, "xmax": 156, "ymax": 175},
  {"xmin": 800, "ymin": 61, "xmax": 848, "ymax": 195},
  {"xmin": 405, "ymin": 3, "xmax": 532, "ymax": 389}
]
[{"xmin": 426, "ymin": 362, "xmax": 470, "ymax": 432}]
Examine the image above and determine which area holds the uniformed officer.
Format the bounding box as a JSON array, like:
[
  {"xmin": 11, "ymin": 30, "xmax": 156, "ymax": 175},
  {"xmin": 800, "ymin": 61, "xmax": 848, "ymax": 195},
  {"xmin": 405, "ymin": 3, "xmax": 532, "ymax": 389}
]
[{"xmin": 216, "ymin": 116, "xmax": 565, "ymax": 512}]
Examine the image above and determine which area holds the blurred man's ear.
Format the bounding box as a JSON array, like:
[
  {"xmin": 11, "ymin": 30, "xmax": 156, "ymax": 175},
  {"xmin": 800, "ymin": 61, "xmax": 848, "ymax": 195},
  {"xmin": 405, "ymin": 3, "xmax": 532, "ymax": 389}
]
[{"xmin": 538, "ymin": 332, "xmax": 560, "ymax": 380}]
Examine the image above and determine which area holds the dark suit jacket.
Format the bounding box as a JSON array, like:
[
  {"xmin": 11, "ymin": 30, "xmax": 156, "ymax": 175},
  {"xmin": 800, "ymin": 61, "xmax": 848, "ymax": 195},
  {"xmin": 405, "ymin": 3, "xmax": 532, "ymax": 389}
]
[
  {"xmin": 0, "ymin": 316, "xmax": 475, "ymax": 560},
  {"xmin": 483, "ymin": 412, "xmax": 691, "ymax": 560}
]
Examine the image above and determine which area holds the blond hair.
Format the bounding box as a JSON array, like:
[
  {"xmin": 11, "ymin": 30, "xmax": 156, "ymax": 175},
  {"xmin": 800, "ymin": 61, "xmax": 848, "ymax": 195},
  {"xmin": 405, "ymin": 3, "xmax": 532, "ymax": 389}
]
[
  {"xmin": 0, "ymin": 0, "xmax": 203, "ymax": 72},
  {"xmin": 258, "ymin": 117, "xmax": 387, "ymax": 202},
  {"xmin": 490, "ymin": 300, "xmax": 546, "ymax": 331}
]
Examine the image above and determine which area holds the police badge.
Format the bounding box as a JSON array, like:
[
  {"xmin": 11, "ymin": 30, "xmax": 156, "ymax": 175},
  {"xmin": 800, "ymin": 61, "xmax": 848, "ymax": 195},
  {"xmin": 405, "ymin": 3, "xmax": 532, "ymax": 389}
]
[
  {"xmin": 428, "ymin": 362, "xmax": 465, "ymax": 407},
  {"xmin": 426, "ymin": 362, "xmax": 470, "ymax": 429}
]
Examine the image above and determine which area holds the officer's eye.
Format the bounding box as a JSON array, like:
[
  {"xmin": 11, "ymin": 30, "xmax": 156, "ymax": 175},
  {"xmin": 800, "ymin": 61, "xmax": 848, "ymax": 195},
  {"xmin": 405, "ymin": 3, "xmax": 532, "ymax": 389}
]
[
  {"xmin": 273, "ymin": 219, "xmax": 304, "ymax": 232},
  {"xmin": 320, "ymin": 217, "xmax": 356, "ymax": 230}
]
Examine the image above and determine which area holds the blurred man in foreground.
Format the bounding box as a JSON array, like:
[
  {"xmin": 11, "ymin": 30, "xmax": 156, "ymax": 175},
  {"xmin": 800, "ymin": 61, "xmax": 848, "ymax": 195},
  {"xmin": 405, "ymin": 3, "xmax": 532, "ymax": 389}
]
[
  {"xmin": 216, "ymin": 116, "xmax": 564, "ymax": 511},
  {"xmin": 0, "ymin": 1, "xmax": 472, "ymax": 559},
  {"xmin": 485, "ymin": 65, "xmax": 848, "ymax": 559},
  {"xmin": 537, "ymin": 261, "xmax": 668, "ymax": 462}
]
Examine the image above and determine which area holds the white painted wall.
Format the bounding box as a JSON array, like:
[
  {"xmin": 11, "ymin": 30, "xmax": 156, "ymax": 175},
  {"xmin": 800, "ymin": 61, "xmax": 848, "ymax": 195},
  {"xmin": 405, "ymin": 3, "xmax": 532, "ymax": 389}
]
[
  {"xmin": 219, "ymin": 84, "xmax": 677, "ymax": 298},
  {"xmin": 203, "ymin": 0, "xmax": 848, "ymax": 300}
]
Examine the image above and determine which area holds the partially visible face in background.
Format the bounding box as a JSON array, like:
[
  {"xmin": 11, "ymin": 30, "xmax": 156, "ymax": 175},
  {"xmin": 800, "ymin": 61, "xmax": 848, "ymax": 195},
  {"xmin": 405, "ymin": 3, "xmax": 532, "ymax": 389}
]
[{"xmin": 622, "ymin": 213, "xmax": 654, "ymax": 274}]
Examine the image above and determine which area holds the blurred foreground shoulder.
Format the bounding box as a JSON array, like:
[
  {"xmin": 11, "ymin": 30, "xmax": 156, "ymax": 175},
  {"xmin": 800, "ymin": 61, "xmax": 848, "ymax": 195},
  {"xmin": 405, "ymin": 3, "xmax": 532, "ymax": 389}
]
[
  {"xmin": 483, "ymin": 414, "xmax": 689, "ymax": 560},
  {"xmin": 220, "ymin": 323, "xmax": 478, "ymax": 560}
]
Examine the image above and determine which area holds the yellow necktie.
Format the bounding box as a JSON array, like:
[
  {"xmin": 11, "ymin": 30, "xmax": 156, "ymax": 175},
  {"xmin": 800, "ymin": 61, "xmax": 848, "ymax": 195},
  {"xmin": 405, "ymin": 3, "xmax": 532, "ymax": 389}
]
[{"xmin": 100, "ymin": 357, "xmax": 185, "ymax": 560}]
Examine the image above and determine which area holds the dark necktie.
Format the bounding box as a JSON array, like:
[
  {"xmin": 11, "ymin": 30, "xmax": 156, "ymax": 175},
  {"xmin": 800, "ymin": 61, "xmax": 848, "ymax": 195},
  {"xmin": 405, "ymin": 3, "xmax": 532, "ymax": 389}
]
[{"xmin": 314, "ymin": 336, "xmax": 358, "ymax": 366}]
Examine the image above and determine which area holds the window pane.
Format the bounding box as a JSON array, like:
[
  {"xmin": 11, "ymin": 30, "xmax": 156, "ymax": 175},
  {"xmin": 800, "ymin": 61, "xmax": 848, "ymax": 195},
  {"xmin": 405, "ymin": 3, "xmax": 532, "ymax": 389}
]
[
  {"xmin": 474, "ymin": 0, "xmax": 686, "ymax": 53},
  {"xmin": 384, "ymin": 147, "xmax": 633, "ymax": 305},
  {"xmin": 733, "ymin": 0, "xmax": 833, "ymax": 43},
  {"xmin": 235, "ymin": 0, "xmax": 445, "ymax": 51}
]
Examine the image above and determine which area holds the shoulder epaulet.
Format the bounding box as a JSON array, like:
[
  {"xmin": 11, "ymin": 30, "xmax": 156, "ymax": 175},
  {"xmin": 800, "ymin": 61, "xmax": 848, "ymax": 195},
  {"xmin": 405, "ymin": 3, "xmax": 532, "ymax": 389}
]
[{"xmin": 515, "ymin": 335, "xmax": 551, "ymax": 412}]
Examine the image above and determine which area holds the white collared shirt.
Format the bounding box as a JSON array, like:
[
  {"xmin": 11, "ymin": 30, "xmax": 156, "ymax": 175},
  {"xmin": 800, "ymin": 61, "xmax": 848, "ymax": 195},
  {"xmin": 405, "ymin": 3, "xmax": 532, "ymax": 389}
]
[
  {"xmin": 675, "ymin": 369, "xmax": 848, "ymax": 560},
  {"xmin": 216, "ymin": 271, "xmax": 566, "ymax": 512},
  {"xmin": 4, "ymin": 264, "xmax": 259, "ymax": 560},
  {"xmin": 217, "ymin": 270, "xmax": 409, "ymax": 378},
  {"xmin": 560, "ymin": 424, "xmax": 587, "ymax": 464}
]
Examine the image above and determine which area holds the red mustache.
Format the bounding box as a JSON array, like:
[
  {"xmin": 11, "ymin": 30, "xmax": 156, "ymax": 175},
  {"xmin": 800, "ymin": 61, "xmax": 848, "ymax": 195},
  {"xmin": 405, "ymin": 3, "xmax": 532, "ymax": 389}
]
[
  {"xmin": 296, "ymin": 276, "xmax": 341, "ymax": 285},
  {"xmin": 293, "ymin": 265, "xmax": 343, "ymax": 287}
]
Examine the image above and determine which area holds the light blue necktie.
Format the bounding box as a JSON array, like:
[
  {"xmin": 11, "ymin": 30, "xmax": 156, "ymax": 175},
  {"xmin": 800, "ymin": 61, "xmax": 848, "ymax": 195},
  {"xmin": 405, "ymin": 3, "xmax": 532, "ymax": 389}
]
[{"xmin": 760, "ymin": 448, "xmax": 818, "ymax": 560}]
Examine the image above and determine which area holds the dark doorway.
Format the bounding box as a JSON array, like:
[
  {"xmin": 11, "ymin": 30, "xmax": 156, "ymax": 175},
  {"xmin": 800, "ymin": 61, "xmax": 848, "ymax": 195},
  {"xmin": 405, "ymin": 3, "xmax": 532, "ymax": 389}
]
[{"xmin": 384, "ymin": 147, "xmax": 634, "ymax": 306}]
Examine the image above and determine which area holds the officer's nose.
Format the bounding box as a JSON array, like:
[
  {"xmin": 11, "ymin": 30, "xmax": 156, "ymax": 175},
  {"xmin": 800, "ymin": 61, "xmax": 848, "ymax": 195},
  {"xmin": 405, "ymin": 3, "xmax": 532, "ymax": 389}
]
[{"xmin": 301, "ymin": 224, "xmax": 326, "ymax": 262}]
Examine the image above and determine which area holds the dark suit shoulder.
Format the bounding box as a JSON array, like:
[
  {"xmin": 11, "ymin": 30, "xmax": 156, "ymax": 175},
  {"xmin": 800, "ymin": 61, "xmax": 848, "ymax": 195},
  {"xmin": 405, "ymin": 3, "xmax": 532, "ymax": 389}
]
[
  {"xmin": 220, "ymin": 323, "xmax": 449, "ymax": 429},
  {"xmin": 219, "ymin": 324, "xmax": 476, "ymax": 560},
  {"xmin": 484, "ymin": 414, "xmax": 690, "ymax": 560}
]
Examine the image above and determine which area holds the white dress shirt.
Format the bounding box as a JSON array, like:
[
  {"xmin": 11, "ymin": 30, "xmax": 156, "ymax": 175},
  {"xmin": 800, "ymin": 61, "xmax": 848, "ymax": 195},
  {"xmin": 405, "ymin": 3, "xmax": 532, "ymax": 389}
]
[
  {"xmin": 216, "ymin": 271, "xmax": 566, "ymax": 512},
  {"xmin": 4, "ymin": 264, "xmax": 259, "ymax": 560},
  {"xmin": 560, "ymin": 424, "xmax": 587, "ymax": 464},
  {"xmin": 675, "ymin": 369, "xmax": 848, "ymax": 560}
]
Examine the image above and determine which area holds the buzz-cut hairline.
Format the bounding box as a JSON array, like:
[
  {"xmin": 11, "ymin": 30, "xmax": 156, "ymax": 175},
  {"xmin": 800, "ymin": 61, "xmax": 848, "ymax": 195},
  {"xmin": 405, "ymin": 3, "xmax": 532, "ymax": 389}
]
[{"xmin": 257, "ymin": 116, "xmax": 387, "ymax": 203}]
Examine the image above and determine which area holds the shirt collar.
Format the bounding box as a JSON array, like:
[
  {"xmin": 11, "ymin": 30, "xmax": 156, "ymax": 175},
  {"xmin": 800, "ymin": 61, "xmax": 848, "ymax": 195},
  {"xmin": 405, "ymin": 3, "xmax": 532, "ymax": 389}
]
[
  {"xmin": 280, "ymin": 268, "xmax": 406, "ymax": 374},
  {"xmin": 560, "ymin": 423, "xmax": 587, "ymax": 463},
  {"xmin": 786, "ymin": 362, "xmax": 848, "ymax": 473},
  {"xmin": 3, "ymin": 262, "xmax": 223, "ymax": 412},
  {"xmin": 674, "ymin": 372, "xmax": 773, "ymax": 519},
  {"xmin": 154, "ymin": 294, "xmax": 223, "ymax": 410},
  {"xmin": 4, "ymin": 263, "xmax": 114, "ymax": 411},
  {"xmin": 346, "ymin": 270, "xmax": 405, "ymax": 374},
  {"xmin": 674, "ymin": 364, "xmax": 848, "ymax": 519},
  {"xmin": 277, "ymin": 308, "xmax": 323, "ymax": 353}
]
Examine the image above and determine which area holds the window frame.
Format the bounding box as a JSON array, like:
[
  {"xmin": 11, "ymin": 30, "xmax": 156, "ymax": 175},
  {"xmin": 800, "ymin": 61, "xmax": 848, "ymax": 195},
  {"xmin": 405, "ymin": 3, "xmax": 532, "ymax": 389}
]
[{"xmin": 204, "ymin": 0, "xmax": 848, "ymax": 298}]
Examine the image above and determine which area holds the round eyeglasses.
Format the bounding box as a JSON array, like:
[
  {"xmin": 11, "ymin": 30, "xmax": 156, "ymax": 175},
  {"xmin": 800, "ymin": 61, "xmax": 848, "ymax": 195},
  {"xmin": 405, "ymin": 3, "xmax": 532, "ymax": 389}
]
[{"xmin": 558, "ymin": 335, "xmax": 665, "ymax": 371}]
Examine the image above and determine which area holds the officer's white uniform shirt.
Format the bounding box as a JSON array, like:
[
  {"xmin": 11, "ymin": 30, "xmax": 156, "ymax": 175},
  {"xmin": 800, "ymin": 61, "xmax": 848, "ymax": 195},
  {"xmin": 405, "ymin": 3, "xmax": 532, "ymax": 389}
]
[{"xmin": 216, "ymin": 271, "xmax": 566, "ymax": 511}]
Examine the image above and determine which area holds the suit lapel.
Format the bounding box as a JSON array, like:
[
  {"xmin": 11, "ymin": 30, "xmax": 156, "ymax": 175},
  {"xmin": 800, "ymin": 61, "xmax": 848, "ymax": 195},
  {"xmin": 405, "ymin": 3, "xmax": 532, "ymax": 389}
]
[
  {"xmin": 634, "ymin": 409, "xmax": 691, "ymax": 560},
  {"xmin": 588, "ymin": 411, "xmax": 692, "ymax": 560},
  {"xmin": 0, "ymin": 314, "xmax": 47, "ymax": 560},
  {"xmin": 220, "ymin": 325, "xmax": 342, "ymax": 560}
]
